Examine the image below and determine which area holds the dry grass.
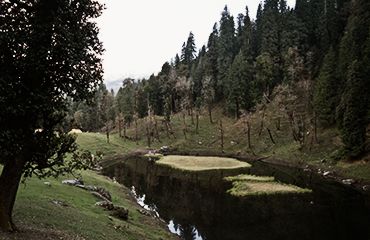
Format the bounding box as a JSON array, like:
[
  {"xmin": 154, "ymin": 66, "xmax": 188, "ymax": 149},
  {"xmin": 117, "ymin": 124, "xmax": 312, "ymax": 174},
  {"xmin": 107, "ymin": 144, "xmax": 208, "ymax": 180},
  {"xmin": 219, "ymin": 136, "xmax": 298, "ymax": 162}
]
[{"xmin": 156, "ymin": 155, "xmax": 251, "ymax": 171}]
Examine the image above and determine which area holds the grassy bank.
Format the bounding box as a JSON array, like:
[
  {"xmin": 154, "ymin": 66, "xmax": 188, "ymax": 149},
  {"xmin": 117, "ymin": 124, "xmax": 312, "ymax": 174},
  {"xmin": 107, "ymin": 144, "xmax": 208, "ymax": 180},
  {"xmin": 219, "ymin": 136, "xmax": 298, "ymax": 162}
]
[{"xmin": 1, "ymin": 169, "xmax": 176, "ymax": 239}]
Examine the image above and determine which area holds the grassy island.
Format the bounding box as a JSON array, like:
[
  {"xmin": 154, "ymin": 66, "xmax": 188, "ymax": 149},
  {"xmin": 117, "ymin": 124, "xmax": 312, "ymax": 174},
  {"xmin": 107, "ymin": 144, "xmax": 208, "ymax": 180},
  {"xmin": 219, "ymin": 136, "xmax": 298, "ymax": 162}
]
[
  {"xmin": 156, "ymin": 155, "xmax": 251, "ymax": 172},
  {"xmin": 225, "ymin": 174, "xmax": 312, "ymax": 196}
]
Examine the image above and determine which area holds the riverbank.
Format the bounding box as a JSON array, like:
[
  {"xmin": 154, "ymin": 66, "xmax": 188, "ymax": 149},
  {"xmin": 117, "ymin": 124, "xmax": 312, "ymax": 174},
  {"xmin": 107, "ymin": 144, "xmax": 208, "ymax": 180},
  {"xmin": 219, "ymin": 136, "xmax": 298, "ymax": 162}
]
[{"xmin": 0, "ymin": 168, "xmax": 177, "ymax": 240}]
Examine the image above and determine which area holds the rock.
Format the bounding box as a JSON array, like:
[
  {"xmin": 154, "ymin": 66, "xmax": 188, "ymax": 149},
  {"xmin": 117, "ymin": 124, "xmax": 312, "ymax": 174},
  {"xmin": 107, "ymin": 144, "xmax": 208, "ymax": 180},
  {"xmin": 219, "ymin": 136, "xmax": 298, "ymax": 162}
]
[
  {"xmin": 342, "ymin": 179, "xmax": 356, "ymax": 185},
  {"xmin": 323, "ymin": 171, "xmax": 332, "ymax": 177},
  {"xmin": 52, "ymin": 199, "xmax": 68, "ymax": 207},
  {"xmin": 137, "ymin": 209, "xmax": 151, "ymax": 216},
  {"xmin": 91, "ymin": 191, "xmax": 111, "ymax": 202},
  {"xmin": 85, "ymin": 185, "xmax": 98, "ymax": 191},
  {"xmin": 198, "ymin": 141, "xmax": 203, "ymax": 145},
  {"xmin": 111, "ymin": 206, "xmax": 129, "ymax": 220},
  {"xmin": 68, "ymin": 129, "xmax": 82, "ymax": 134},
  {"xmin": 159, "ymin": 146, "xmax": 169, "ymax": 152},
  {"xmin": 95, "ymin": 201, "xmax": 114, "ymax": 210},
  {"xmin": 230, "ymin": 141, "xmax": 236, "ymax": 145},
  {"xmin": 62, "ymin": 179, "xmax": 84, "ymax": 186},
  {"xmin": 75, "ymin": 184, "xmax": 87, "ymax": 190},
  {"xmin": 95, "ymin": 187, "xmax": 112, "ymax": 201}
]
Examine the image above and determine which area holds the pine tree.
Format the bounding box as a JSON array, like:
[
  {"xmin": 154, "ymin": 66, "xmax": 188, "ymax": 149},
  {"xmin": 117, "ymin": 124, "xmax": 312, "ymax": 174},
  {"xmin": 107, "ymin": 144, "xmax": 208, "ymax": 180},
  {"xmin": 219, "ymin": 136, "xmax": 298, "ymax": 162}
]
[
  {"xmin": 217, "ymin": 5, "xmax": 237, "ymax": 100},
  {"xmin": 206, "ymin": 23, "xmax": 220, "ymax": 100},
  {"xmin": 337, "ymin": 60, "xmax": 368, "ymax": 157},
  {"xmin": 313, "ymin": 47, "xmax": 338, "ymax": 126},
  {"xmin": 182, "ymin": 32, "xmax": 197, "ymax": 67},
  {"xmin": 226, "ymin": 52, "xmax": 254, "ymax": 118}
]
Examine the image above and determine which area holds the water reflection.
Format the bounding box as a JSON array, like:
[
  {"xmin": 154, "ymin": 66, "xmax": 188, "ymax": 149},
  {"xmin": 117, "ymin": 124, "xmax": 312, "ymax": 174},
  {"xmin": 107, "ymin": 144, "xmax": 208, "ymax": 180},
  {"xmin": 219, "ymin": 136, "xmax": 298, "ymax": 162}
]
[{"xmin": 103, "ymin": 156, "xmax": 370, "ymax": 240}]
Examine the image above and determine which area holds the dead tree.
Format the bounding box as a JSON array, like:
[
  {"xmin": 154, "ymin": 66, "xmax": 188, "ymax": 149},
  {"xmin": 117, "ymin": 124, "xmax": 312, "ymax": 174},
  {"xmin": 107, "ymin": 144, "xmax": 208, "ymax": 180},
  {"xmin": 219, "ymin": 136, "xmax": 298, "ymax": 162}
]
[
  {"xmin": 243, "ymin": 118, "xmax": 252, "ymax": 149},
  {"xmin": 219, "ymin": 120, "xmax": 224, "ymax": 152},
  {"xmin": 153, "ymin": 117, "xmax": 161, "ymax": 143},
  {"xmin": 195, "ymin": 109, "xmax": 200, "ymax": 134},
  {"xmin": 266, "ymin": 128, "xmax": 276, "ymax": 144},
  {"xmin": 117, "ymin": 114, "xmax": 123, "ymax": 138},
  {"xmin": 123, "ymin": 120, "xmax": 127, "ymax": 141},
  {"xmin": 135, "ymin": 117, "xmax": 139, "ymax": 145},
  {"xmin": 182, "ymin": 111, "xmax": 188, "ymax": 140}
]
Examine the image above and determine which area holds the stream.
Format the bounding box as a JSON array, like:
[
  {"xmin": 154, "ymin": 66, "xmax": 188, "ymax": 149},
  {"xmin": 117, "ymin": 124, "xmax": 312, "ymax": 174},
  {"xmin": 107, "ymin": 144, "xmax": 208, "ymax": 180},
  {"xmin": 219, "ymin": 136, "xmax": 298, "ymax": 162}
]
[{"xmin": 103, "ymin": 156, "xmax": 370, "ymax": 240}]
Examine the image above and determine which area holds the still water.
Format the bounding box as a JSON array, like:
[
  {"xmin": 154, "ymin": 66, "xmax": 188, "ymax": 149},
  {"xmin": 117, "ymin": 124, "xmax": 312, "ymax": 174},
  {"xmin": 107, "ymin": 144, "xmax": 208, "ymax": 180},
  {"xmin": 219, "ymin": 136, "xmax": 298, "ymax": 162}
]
[{"xmin": 103, "ymin": 156, "xmax": 370, "ymax": 240}]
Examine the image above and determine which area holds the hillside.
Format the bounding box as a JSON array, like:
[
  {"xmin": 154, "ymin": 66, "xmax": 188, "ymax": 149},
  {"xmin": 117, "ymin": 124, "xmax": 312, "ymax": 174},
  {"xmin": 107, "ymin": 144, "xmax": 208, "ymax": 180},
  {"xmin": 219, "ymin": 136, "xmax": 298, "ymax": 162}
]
[
  {"xmin": 105, "ymin": 87, "xmax": 370, "ymax": 182},
  {"xmin": 0, "ymin": 169, "xmax": 176, "ymax": 240}
]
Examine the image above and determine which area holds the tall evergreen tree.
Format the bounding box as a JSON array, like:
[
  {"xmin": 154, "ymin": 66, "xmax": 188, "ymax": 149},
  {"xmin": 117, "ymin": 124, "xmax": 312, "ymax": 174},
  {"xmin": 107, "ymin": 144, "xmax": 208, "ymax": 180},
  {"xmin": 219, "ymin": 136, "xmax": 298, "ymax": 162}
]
[
  {"xmin": 181, "ymin": 32, "xmax": 197, "ymax": 67},
  {"xmin": 336, "ymin": 60, "xmax": 369, "ymax": 157},
  {"xmin": 226, "ymin": 52, "xmax": 254, "ymax": 118},
  {"xmin": 217, "ymin": 5, "xmax": 237, "ymax": 99},
  {"xmin": 206, "ymin": 23, "xmax": 220, "ymax": 100},
  {"xmin": 313, "ymin": 47, "xmax": 338, "ymax": 126}
]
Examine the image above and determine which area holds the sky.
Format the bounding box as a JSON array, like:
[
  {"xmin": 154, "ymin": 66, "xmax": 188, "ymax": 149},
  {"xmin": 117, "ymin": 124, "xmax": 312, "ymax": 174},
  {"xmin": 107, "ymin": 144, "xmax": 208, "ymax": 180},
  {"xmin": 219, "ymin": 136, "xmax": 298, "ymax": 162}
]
[{"xmin": 97, "ymin": 0, "xmax": 296, "ymax": 84}]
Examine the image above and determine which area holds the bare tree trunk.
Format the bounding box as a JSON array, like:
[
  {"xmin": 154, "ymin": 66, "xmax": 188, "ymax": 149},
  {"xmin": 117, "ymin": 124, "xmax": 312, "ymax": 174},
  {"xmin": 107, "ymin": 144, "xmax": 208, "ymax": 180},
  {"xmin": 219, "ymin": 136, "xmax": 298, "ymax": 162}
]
[
  {"xmin": 123, "ymin": 122, "xmax": 127, "ymax": 142},
  {"xmin": 247, "ymin": 121, "xmax": 251, "ymax": 149},
  {"xmin": 182, "ymin": 112, "xmax": 187, "ymax": 139},
  {"xmin": 276, "ymin": 117, "xmax": 281, "ymax": 131},
  {"xmin": 190, "ymin": 108, "xmax": 194, "ymax": 125},
  {"xmin": 167, "ymin": 121, "xmax": 176, "ymax": 139},
  {"xmin": 135, "ymin": 118, "xmax": 138, "ymax": 145},
  {"xmin": 219, "ymin": 120, "xmax": 224, "ymax": 152},
  {"xmin": 182, "ymin": 112, "xmax": 186, "ymax": 126},
  {"xmin": 258, "ymin": 108, "xmax": 266, "ymax": 136},
  {"xmin": 267, "ymin": 128, "xmax": 276, "ymax": 144},
  {"xmin": 106, "ymin": 122, "xmax": 110, "ymax": 143},
  {"xmin": 313, "ymin": 112, "xmax": 318, "ymax": 144},
  {"xmin": 0, "ymin": 156, "xmax": 26, "ymax": 232},
  {"xmin": 208, "ymin": 104, "xmax": 213, "ymax": 124},
  {"xmin": 118, "ymin": 118, "xmax": 122, "ymax": 138},
  {"xmin": 146, "ymin": 124, "xmax": 151, "ymax": 148},
  {"xmin": 195, "ymin": 111, "xmax": 199, "ymax": 134},
  {"xmin": 154, "ymin": 118, "xmax": 161, "ymax": 143}
]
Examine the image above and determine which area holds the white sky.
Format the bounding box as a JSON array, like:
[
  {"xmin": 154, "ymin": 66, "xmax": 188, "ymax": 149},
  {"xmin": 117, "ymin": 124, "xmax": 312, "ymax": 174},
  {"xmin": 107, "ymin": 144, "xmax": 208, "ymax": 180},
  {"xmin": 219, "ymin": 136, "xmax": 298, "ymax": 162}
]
[{"xmin": 97, "ymin": 0, "xmax": 296, "ymax": 83}]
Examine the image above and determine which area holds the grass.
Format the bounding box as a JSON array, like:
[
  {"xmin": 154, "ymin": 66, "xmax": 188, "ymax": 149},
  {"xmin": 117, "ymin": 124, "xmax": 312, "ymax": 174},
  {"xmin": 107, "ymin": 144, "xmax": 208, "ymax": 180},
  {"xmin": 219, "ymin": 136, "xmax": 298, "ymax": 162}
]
[
  {"xmin": 225, "ymin": 174, "xmax": 312, "ymax": 197},
  {"xmin": 2, "ymin": 169, "xmax": 176, "ymax": 240},
  {"xmin": 156, "ymin": 155, "xmax": 251, "ymax": 171}
]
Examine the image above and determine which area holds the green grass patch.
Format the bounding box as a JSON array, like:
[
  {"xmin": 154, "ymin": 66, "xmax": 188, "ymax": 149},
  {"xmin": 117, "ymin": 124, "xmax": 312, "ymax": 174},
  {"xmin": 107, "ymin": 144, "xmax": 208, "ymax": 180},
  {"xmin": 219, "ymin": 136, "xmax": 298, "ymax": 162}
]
[
  {"xmin": 156, "ymin": 155, "xmax": 251, "ymax": 171},
  {"xmin": 4, "ymin": 168, "xmax": 175, "ymax": 240},
  {"xmin": 225, "ymin": 174, "xmax": 311, "ymax": 197}
]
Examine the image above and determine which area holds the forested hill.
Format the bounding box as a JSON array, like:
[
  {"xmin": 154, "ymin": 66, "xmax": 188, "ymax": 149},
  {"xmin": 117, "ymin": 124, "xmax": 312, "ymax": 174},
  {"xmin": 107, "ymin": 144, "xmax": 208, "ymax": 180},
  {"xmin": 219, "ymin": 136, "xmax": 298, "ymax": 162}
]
[{"xmin": 67, "ymin": 0, "xmax": 370, "ymax": 159}]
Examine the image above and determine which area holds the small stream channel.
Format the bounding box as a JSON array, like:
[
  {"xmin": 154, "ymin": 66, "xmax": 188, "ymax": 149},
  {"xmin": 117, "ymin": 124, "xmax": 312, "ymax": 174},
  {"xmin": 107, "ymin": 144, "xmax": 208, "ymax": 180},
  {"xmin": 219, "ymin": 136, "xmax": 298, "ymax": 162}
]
[{"xmin": 103, "ymin": 155, "xmax": 370, "ymax": 240}]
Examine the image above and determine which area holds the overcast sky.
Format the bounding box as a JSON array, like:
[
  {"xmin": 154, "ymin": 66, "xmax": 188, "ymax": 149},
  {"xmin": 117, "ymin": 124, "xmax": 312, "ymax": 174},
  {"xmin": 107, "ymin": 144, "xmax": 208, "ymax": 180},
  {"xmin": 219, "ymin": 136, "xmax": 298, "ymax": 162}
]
[{"xmin": 97, "ymin": 0, "xmax": 296, "ymax": 83}]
